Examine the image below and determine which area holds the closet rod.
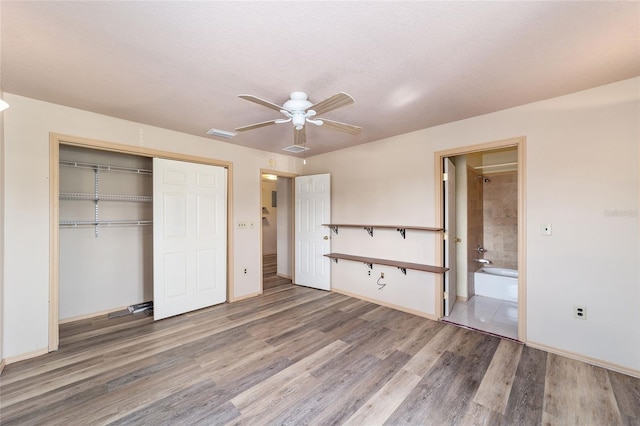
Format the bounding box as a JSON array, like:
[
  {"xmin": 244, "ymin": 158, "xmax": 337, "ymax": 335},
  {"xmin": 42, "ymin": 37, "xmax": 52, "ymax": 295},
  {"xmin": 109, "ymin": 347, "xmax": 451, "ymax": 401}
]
[
  {"xmin": 473, "ymin": 162, "xmax": 517, "ymax": 170},
  {"xmin": 60, "ymin": 220, "xmax": 153, "ymax": 227},
  {"xmin": 59, "ymin": 192, "xmax": 153, "ymax": 202},
  {"xmin": 60, "ymin": 160, "xmax": 152, "ymax": 175}
]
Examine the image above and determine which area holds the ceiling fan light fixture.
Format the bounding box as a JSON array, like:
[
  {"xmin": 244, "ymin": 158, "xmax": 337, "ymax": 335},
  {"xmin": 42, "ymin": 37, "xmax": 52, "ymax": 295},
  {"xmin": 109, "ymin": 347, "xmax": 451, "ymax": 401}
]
[
  {"xmin": 206, "ymin": 128, "xmax": 236, "ymax": 139},
  {"xmin": 291, "ymin": 112, "xmax": 306, "ymax": 129}
]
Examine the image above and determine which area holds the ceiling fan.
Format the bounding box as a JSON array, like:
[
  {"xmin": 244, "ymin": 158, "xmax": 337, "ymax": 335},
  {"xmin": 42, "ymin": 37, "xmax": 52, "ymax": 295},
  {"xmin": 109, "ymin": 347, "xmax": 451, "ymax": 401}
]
[{"xmin": 235, "ymin": 91, "xmax": 362, "ymax": 147}]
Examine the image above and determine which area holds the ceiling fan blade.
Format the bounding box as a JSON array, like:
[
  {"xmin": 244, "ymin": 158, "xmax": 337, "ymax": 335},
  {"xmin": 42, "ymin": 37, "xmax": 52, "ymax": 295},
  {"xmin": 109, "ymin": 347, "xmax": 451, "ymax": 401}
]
[
  {"xmin": 308, "ymin": 92, "xmax": 355, "ymax": 115},
  {"xmin": 294, "ymin": 126, "xmax": 306, "ymax": 146},
  {"xmin": 235, "ymin": 119, "xmax": 280, "ymax": 132},
  {"xmin": 238, "ymin": 94, "xmax": 284, "ymax": 112},
  {"xmin": 318, "ymin": 118, "xmax": 362, "ymax": 135}
]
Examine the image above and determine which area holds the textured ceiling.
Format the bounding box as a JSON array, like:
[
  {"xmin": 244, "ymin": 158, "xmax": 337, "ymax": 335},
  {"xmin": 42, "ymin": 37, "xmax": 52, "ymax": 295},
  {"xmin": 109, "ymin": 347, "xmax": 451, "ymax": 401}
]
[{"xmin": 2, "ymin": 1, "xmax": 639, "ymax": 157}]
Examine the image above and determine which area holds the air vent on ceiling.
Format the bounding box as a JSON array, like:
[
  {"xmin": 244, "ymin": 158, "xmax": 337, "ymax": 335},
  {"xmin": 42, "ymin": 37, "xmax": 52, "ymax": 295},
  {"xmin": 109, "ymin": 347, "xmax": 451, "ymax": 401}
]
[
  {"xmin": 206, "ymin": 128, "xmax": 236, "ymax": 139},
  {"xmin": 282, "ymin": 145, "xmax": 309, "ymax": 153}
]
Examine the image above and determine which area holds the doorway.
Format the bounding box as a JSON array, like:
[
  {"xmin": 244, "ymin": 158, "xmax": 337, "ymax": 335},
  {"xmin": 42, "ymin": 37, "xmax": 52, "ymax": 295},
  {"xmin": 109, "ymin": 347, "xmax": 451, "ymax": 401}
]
[
  {"xmin": 260, "ymin": 171, "xmax": 295, "ymax": 291},
  {"xmin": 435, "ymin": 137, "xmax": 526, "ymax": 341}
]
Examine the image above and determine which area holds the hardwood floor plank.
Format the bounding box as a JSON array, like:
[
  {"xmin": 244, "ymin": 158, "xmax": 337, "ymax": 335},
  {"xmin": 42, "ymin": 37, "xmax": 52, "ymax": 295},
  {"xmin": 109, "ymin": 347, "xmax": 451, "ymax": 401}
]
[
  {"xmin": 502, "ymin": 345, "xmax": 548, "ymax": 426},
  {"xmin": 310, "ymin": 350, "xmax": 412, "ymax": 425},
  {"xmin": 343, "ymin": 368, "xmax": 422, "ymax": 425},
  {"xmin": 385, "ymin": 350, "xmax": 467, "ymax": 425},
  {"xmin": 432, "ymin": 333, "xmax": 501, "ymax": 425},
  {"xmin": 473, "ymin": 339, "xmax": 524, "ymax": 414},
  {"xmin": 542, "ymin": 353, "xmax": 624, "ymax": 425},
  {"xmin": 110, "ymin": 380, "xmax": 242, "ymax": 425},
  {"xmin": 459, "ymin": 401, "xmax": 505, "ymax": 426},
  {"xmin": 402, "ymin": 323, "xmax": 460, "ymax": 376},
  {"xmin": 608, "ymin": 369, "xmax": 640, "ymax": 424},
  {"xmin": 231, "ymin": 339, "xmax": 349, "ymax": 411}
]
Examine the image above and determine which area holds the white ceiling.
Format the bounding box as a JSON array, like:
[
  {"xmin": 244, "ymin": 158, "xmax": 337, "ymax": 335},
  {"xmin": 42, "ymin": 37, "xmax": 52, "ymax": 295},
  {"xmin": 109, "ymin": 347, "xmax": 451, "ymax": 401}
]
[{"xmin": 2, "ymin": 1, "xmax": 638, "ymax": 157}]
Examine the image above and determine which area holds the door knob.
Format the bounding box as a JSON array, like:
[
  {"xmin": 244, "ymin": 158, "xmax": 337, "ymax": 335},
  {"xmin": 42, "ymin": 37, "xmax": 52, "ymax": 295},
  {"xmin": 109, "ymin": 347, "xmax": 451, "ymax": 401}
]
[{"xmin": 323, "ymin": 235, "xmax": 329, "ymax": 240}]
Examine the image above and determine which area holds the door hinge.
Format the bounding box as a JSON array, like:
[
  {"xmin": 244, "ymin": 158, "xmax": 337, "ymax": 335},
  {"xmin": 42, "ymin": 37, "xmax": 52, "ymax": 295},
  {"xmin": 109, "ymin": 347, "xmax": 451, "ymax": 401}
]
[
  {"xmin": 443, "ymin": 172, "xmax": 448, "ymax": 182},
  {"xmin": 443, "ymin": 291, "xmax": 448, "ymax": 300}
]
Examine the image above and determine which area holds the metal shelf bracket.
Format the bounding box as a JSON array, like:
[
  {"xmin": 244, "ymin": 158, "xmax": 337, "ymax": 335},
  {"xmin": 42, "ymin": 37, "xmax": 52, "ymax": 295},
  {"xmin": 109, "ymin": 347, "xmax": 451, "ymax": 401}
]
[
  {"xmin": 329, "ymin": 225, "xmax": 339, "ymax": 235},
  {"xmin": 397, "ymin": 228, "xmax": 406, "ymax": 239},
  {"xmin": 398, "ymin": 267, "xmax": 407, "ymax": 275},
  {"xmin": 364, "ymin": 227, "xmax": 374, "ymax": 237}
]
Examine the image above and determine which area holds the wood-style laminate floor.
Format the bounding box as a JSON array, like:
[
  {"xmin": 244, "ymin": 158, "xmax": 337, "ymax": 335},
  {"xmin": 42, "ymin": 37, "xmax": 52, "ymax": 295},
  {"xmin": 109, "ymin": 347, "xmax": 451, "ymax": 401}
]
[
  {"xmin": 1, "ymin": 284, "xmax": 639, "ymax": 425},
  {"xmin": 263, "ymin": 254, "xmax": 292, "ymax": 290}
]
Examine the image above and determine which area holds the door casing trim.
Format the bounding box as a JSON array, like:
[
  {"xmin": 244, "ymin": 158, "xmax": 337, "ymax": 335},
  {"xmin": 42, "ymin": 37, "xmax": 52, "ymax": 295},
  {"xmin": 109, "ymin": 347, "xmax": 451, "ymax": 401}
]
[{"xmin": 434, "ymin": 136, "xmax": 526, "ymax": 342}]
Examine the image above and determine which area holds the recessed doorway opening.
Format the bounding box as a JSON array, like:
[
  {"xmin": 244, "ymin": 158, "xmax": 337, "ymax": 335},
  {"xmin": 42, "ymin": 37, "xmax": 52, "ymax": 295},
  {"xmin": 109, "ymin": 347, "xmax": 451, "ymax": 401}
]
[
  {"xmin": 436, "ymin": 137, "xmax": 526, "ymax": 342},
  {"xmin": 260, "ymin": 171, "xmax": 295, "ymax": 291}
]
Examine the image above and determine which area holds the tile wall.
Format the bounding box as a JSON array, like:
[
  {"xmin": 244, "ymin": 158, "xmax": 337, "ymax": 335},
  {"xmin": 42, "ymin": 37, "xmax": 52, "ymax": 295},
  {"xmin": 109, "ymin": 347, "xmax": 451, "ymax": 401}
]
[
  {"xmin": 466, "ymin": 167, "xmax": 484, "ymax": 296},
  {"xmin": 482, "ymin": 171, "xmax": 518, "ymax": 270}
]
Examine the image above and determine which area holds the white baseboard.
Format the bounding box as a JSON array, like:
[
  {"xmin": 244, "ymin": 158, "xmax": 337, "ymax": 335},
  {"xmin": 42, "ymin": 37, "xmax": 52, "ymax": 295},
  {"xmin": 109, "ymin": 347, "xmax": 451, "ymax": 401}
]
[
  {"xmin": 229, "ymin": 291, "xmax": 262, "ymax": 302},
  {"xmin": 59, "ymin": 305, "xmax": 129, "ymax": 324},
  {"xmin": 5, "ymin": 347, "xmax": 49, "ymax": 365},
  {"xmin": 527, "ymin": 340, "xmax": 640, "ymax": 379},
  {"xmin": 331, "ymin": 287, "xmax": 438, "ymax": 321}
]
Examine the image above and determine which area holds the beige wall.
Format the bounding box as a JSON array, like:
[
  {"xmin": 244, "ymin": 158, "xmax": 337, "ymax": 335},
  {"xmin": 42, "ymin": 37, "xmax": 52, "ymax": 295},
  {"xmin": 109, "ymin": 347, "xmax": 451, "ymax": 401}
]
[
  {"xmin": 261, "ymin": 179, "xmax": 278, "ymax": 255},
  {"xmin": 276, "ymin": 177, "xmax": 292, "ymax": 278},
  {"xmin": 2, "ymin": 93, "xmax": 302, "ymax": 359},
  {"xmin": 466, "ymin": 166, "xmax": 484, "ymax": 296},
  {"xmin": 304, "ymin": 78, "xmax": 640, "ymax": 373}
]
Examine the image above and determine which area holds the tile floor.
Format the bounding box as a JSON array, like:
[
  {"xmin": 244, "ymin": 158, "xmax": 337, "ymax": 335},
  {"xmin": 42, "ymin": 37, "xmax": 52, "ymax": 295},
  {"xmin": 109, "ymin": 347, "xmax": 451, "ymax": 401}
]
[{"xmin": 445, "ymin": 295, "xmax": 519, "ymax": 340}]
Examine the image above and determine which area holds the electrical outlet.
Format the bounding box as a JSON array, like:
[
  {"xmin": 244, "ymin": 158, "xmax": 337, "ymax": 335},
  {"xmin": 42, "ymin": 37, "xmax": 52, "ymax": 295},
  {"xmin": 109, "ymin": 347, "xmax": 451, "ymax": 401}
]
[
  {"xmin": 238, "ymin": 221, "xmax": 248, "ymax": 230},
  {"xmin": 380, "ymin": 272, "xmax": 385, "ymax": 279},
  {"xmin": 368, "ymin": 270, "xmax": 371, "ymax": 276},
  {"xmin": 243, "ymin": 268, "xmax": 247, "ymax": 274},
  {"xmin": 574, "ymin": 305, "xmax": 587, "ymax": 320}
]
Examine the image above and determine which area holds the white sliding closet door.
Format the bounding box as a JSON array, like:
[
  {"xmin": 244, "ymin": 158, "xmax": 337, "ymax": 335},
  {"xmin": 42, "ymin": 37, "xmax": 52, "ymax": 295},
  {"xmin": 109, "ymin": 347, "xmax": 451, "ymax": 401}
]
[{"xmin": 153, "ymin": 158, "xmax": 227, "ymax": 320}]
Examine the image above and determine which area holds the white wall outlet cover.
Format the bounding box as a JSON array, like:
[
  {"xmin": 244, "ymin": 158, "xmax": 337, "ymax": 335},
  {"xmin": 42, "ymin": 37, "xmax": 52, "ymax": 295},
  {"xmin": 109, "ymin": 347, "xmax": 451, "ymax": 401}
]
[{"xmin": 541, "ymin": 224, "xmax": 552, "ymax": 236}]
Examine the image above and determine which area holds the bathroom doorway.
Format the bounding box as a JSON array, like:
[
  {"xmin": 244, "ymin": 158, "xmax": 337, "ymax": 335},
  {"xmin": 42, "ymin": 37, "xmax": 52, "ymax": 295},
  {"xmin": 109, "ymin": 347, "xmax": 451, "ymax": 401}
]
[{"xmin": 436, "ymin": 137, "xmax": 525, "ymax": 341}]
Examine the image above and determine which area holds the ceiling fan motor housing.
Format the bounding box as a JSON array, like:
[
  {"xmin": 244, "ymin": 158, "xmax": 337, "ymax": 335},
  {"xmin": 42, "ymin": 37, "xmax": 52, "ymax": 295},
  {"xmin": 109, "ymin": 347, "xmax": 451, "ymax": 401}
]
[{"xmin": 282, "ymin": 92, "xmax": 313, "ymax": 113}]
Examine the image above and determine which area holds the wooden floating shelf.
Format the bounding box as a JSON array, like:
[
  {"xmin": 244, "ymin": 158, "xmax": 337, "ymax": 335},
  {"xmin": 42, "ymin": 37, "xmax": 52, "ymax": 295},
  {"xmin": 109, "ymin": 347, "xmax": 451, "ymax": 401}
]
[
  {"xmin": 322, "ymin": 223, "xmax": 443, "ymax": 238},
  {"xmin": 324, "ymin": 253, "xmax": 448, "ymax": 275}
]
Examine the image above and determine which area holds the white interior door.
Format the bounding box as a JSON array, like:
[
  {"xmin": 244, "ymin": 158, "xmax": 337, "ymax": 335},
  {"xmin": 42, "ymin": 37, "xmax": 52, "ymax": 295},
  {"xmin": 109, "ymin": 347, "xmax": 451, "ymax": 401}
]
[
  {"xmin": 294, "ymin": 173, "xmax": 331, "ymax": 290},
  {"xmin": 444, "ymin": 158, "xmax": 457, "ymax": 316},
  {"xmin": 153, "ymin": 158, "xmax": 227, "ymax": 320}
]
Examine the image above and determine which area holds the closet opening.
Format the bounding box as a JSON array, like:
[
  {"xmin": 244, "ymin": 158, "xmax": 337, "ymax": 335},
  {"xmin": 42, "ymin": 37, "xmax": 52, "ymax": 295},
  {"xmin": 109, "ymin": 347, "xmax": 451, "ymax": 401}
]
[
  {"xmin": 58, "ymin": 145, "xmax": 153, "ymax": 324},
  {"xmin": 49, "ymin": 134, "xmax": 234, "ymax": 351}
]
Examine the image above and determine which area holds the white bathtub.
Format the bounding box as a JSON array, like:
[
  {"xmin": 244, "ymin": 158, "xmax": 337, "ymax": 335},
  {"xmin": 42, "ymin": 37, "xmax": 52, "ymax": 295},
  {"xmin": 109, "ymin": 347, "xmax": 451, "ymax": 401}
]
[{"xmin": 474, "ymin": 266, "xmax": 518, "ymax": 302}]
